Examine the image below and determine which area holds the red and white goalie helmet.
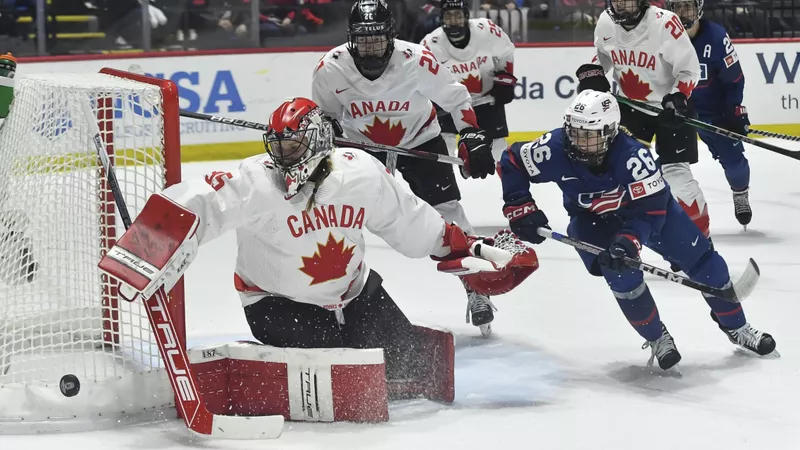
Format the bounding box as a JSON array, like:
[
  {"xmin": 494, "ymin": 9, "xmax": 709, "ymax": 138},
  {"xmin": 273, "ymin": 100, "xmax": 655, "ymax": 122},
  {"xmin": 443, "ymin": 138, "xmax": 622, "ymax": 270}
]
[{"xmin": 263, "ymin": 97, "xmax": 335, "ymax": 198}]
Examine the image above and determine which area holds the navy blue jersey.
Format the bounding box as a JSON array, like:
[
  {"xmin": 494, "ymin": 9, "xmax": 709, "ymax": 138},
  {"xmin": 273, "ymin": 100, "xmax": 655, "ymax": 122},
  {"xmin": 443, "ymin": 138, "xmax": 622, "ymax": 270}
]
[
  {"xmin": 499, "ymin": 128, "xmax": 670, "ymax": 244},
  {"xmin": 690, "ymin": 19, "xmax": 745, "ymax": 118}
]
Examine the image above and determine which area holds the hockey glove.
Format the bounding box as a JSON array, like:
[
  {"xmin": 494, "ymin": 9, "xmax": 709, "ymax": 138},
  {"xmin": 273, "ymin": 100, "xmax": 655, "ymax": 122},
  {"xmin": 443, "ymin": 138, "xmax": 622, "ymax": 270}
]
[
  {"xmin": 503, "ymin": 196, "xmax": 549, "ymax": 245},
  {"xmin": 323, "ymin": 115, "xmax": 344, "ymax": 137},
  {"xmin": 724, "ymin": 105, "xmax": 750, "ymax": 136},
  {"xmin": 458, "ymin": 127, "xmax": 495, "ymax": 179},
  {"xmin": 489, "ymin": 71, "xmax": 517, "ymax": 105},
  {"xmin": 597, "ymin": 233, "xmax": 641, "ymax": 272},
  {"xmin": 576, "ymin": 64, "xmax": 611, "ymax": 94},
  {"xmin": 660, "ymin": 92, "xmax": 694, "ymax": 129},
  {"xmin": 98, "ymin": 194, "xmax": 199, "ymax": 302},
  {"xmin": 434, "ymin": 225, "xmax": 539, "ymax": 295}
]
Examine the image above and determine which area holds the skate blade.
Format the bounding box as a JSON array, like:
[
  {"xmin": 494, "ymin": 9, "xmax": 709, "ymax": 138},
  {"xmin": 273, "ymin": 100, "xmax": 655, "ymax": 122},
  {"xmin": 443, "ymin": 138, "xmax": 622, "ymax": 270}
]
[
  {"xmin": 646, "ymin": 360, "xmax": 683, "ymax": 377},
  {"xmin": 734, "ymin": 346, "xmax": 781, "ymax": 359},
  {"xmin": 478, "ymin": 323, "xmax": 492, "ymax": 338}
]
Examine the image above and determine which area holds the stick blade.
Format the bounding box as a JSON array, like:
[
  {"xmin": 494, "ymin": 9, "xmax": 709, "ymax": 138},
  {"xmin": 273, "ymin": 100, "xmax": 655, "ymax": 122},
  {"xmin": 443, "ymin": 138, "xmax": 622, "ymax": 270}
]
[
  {"xmin": 189, "ymin": 414, "xmax": 284, "ymax": 440},
  {"xmin": 732, "ymin": 258, "xmax": 760, "ymax": 301}
]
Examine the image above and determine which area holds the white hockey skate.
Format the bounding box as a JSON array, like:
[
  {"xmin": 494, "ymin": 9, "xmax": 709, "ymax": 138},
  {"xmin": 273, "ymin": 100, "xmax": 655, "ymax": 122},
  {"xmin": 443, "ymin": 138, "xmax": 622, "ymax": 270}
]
[
  {"xmin": 732, "ymin": 188, "xmax": 752, "ymax": 230},
  {"xmin": 642, "ymin": 323, "xmax": 682, "ymax": 371}
]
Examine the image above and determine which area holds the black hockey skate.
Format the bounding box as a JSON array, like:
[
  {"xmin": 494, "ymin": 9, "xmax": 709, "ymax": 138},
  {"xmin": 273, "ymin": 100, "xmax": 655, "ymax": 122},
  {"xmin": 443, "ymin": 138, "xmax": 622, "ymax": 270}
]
[
  {"xmin": 711, "ymin": 311, "xmax": 777, "ymax": 356},
  {"xmin": 732, "ymin": 188, "xmax": 752, "ymax": 229},
  {"xmin": 466, "ymin": 290, "xmax": 496, "ymax": 338},
  {"xmin": 642, "ymin": 323, "xmax": 682, "ymax": 370}
]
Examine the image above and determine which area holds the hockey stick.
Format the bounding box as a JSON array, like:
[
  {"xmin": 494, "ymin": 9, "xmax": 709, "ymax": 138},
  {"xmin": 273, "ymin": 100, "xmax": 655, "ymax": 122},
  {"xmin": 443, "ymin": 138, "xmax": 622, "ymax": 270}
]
[
  {"xmin": 80, "ymin": 97, "xmax": 284, "ymax": 439},
  {"xmin": 613, "ymin": 95, "xmax": 800, "ymax": 161},
  {"xmin": 536, "ymin": 228, "xmax": 760, "ymax": 302},
  {"xmin": 748, "ymin": 128, "xmax": 800, "ymax": 142},
  {"xmin": 178, "ymin": 110, "xmax": 464, "ymax": 167}
]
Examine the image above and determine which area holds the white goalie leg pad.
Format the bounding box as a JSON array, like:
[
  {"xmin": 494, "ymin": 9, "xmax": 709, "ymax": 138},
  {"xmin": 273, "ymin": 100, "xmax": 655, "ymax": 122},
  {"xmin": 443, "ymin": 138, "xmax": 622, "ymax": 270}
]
[
  {"xmin": 188, "ymin": 342, "xmax": 389, "ymax": 423},
  {"xmin": 662, "ymin": 162, "xmax": 710, "ymax": 236},
  {"xmin": 442, "ymin": 132, "xmax": 458, "ymax": 157},
  {"xmin": 491, "ymin": 137, "xmax": 508, "ymax": 162},
  {"xmin": 434, "ymin": 199, "xmax": 475, "ymax": 235}
]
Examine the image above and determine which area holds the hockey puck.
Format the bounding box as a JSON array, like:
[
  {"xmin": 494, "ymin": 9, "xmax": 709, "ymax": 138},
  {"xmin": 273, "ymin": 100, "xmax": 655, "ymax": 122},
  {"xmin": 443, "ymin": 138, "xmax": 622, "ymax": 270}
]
[{"xmin": 59, "ymin": 374, "xmax": 80, "ymax": 397}]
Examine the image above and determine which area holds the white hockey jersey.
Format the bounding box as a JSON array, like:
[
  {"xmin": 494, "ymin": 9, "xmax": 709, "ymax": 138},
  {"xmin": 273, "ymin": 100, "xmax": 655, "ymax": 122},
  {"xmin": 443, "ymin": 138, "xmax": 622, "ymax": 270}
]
[
  {"xmin": 311, "ymin": 40, "xmax": 478, "ymax": 149},
  {"xmin": 160, "ymin": 149, "xmax": 447, "ymax": 309},
  {"xmin": 593, "ymin": 7, "xmax": 700, "ymax": 104},
  {"xmin": 421, "ymin": 18, "xmax": 515, "ymax": 103}
]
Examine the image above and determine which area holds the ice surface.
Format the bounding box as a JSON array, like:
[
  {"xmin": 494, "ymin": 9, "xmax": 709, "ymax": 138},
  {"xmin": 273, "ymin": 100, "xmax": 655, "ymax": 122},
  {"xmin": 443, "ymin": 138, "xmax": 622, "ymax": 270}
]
[{"xmin": 3, "ymin": 139, "xmax": 799, "ymax": 449}]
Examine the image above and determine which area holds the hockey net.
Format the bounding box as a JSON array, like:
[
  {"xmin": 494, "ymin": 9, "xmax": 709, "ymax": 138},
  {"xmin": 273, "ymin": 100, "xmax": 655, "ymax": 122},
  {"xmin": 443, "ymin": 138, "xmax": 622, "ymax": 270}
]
[{"xmin": 0, "ymin": 68, "xmax": 183, "ymax": 433}]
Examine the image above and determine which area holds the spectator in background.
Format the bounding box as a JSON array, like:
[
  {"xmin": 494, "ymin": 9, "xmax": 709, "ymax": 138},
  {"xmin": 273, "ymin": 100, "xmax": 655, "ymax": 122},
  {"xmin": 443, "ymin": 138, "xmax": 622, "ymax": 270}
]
[
  {"xmin": 258, "ymin": 0, "xmax": 323, "ymax": 42},
  {"xmin": 0, "ymin": 0, "xmax": 31, "ymax": 39}
]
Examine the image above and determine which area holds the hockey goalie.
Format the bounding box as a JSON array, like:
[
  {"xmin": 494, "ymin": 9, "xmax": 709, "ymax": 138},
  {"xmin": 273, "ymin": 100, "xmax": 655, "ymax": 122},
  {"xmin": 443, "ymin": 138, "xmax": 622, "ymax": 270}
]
[{"xmin": 97, "ymin": 97, "xmax": 538, "ymax": 423}]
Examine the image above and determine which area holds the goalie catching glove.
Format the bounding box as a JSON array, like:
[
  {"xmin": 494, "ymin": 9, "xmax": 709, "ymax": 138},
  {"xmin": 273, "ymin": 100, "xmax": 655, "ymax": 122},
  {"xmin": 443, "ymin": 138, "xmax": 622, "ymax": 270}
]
[
  {"xmin": 433, "ymin": 224, "xmax": 539, "ymax": 295},
  {"xmin": 98, "ymin": 194, "xmax": 199, "ymax": 302}
]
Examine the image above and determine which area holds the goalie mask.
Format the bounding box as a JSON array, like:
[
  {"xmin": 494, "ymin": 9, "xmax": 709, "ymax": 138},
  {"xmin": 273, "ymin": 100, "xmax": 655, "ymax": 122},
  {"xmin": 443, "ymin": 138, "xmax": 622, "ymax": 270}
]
[
  {"xmin": 666, "ymin": 0, "xmax": 703, "ymax": 29},
  {"xmin": 606, "ymin": 0, "xmax": 649, "ymax": 27},
  {"xmin": 440, "ymin": 0, "xmax": 470, "ymax": 43},
  {"xmin": 263, "ymin": 98, "xmax": 334, "ymax": 198},
  {"xmin": 563, "ymin": 90, "xmax": 620, "ymax": 168},
  {"xmin": 348, "ymin": 0, "xmax": 395, "ymax": 81}
]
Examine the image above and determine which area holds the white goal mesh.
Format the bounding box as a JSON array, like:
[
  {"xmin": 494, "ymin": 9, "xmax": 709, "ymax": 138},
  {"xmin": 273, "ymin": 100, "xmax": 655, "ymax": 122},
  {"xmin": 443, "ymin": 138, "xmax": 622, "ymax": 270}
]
[{"xmin": 0, "ymin": 70, "xmax": 182, "ymax": 432}]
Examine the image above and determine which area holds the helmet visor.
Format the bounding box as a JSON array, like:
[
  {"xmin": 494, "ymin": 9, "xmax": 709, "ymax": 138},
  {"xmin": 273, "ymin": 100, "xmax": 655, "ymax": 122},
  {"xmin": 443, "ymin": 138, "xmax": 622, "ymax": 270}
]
[
  {"xmin": 354, "ymin": 34, "xmax": 389, "ymax": 57},
  {"xmin": 670, "ymin": 0, "xmax": 699, "ymax": 26},
  {"xmin": 442, "ymin": 9, "xmax": 467, "ymax": 28},
  {"xmin": 610, "ymin": 0, "xmax": 640, "ymax": 15},
  {"xmin": 264, "ymin": 128, "xmax": 315, "ymax": 168},
  {"xmin": 567, "ymin": 127, "xmax": 606, "ymax": 155}
]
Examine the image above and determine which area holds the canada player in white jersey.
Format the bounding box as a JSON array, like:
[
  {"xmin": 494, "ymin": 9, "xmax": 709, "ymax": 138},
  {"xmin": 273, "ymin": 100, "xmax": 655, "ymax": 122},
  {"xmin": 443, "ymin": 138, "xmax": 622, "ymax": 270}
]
[
  {"xmin": 312, "ymin": 0, "xmax": 499, "ymax": 337},
  {"xmin": 576, "ymin": 0, "xmax": 712, "ymax": 245},
  {"xmin": 421, "ymin": 0, "xmax": 516, "ymax": 161},
  {"xmin": 98, "ymin": 98, "xmax": 539, "ymax": 412}
]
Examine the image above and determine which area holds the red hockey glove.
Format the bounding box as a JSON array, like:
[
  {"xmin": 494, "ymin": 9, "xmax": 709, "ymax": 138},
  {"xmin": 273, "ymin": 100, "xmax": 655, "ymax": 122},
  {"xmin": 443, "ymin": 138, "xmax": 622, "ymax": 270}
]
[
  {"xmin": 434, "ymin": 225, "xmax": 539, "ymax": 295},
  {"xmin": 97, "ymin": 194, "xmax": 199, "ymax": 302}
]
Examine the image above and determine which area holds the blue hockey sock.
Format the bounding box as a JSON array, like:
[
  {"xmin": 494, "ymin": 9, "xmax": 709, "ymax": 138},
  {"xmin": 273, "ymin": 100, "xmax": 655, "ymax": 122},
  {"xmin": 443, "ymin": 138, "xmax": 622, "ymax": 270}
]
[
  {"xmin": 613, "ymin": 283, "xmax": 662, "ymax": 342},
  {"xmin": 706, "ymin": 296, "xmax": 746, "ymax": 329}
]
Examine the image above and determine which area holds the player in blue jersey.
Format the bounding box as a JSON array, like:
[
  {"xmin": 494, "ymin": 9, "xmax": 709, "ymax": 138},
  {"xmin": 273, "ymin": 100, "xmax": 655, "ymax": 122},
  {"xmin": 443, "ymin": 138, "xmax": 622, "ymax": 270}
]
[
  {"xmin": 667, "ymin": 0, "xmax": 752, "ymax": 228},
  {"xmin": 498, "ymin": 90, "xmax": 775, "ymax": 369}
]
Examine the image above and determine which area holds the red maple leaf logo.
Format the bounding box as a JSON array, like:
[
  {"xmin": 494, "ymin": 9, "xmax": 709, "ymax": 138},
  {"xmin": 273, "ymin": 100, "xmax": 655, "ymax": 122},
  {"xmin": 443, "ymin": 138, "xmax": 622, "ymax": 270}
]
[
  {"xmin": 505, "ymin": 61, "xmax": 514, "ymax": 75},
  {"xmin": 677, "ymin": 80, "xmax": 696, "ymax": 98},
  {"xmin": 461, "ymin": 74, "xmax": 483, "ymax": 94},
  {"xmin": 460, "ymin": 108, "xmax": 479, "ymax": 128},
  {"xmin": 619, "ymin": 69, "xmax": 652, "ymax": 101},
  {"xmin": 299, "ymin": 233, "xmax": 356, "ymax": 285},
  {"xmin": 361, "ymin": 117, "xmax": 406, "ymax": 146}
]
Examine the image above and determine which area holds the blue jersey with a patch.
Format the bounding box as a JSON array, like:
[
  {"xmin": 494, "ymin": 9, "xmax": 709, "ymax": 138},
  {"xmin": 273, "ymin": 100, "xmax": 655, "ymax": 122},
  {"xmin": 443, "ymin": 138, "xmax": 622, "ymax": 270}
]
[
  {"xmin": 690, "ymin": 19, "xmax": 745, "ymax": 118},
  {"xmin": 499, "ymin": 128, "xmax": 671, "ymax": 244}
]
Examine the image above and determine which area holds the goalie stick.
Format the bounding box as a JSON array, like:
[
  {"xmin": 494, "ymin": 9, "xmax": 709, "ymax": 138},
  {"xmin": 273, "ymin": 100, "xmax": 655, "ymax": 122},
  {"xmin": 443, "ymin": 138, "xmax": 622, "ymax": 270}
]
[
  {"xmin": 178, "ymin": 109, "xmax": 464, "ymax": 167},
  {"xmin": 536, "ymin": 228, "xmax": 760, "ymax": 302},
  {"xmin": 79, "ymin": 96, "xmax": 284, "ymax": 439},
  {"xmin": 613, "ymin": 95, "xmax": 799, "ymax": 161}
]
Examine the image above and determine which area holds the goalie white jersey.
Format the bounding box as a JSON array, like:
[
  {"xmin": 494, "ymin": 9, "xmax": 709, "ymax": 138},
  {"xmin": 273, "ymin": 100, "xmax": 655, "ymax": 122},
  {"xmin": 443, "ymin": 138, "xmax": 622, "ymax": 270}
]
[
  {"xmin": 160, "ymin": 149, "xmax": 447, "ymax": 309},
  {"xmin": 593, "ymin": 7, "xmax": 700, "ymax": 104},
  {"xmin": 421, "ymin": 18, "xmax": 515, "ymax": 102},
  {"xmin": 312, "ymin": 40, "xmax": 478, "ymax": 148}
]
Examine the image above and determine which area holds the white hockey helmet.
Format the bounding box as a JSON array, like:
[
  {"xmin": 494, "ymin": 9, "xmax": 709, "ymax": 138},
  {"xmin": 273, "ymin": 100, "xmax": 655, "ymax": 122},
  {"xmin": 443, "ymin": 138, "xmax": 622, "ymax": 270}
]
[{"xmin": 563, "ymin": 90, "xmax": 620, "ymax": 167}]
